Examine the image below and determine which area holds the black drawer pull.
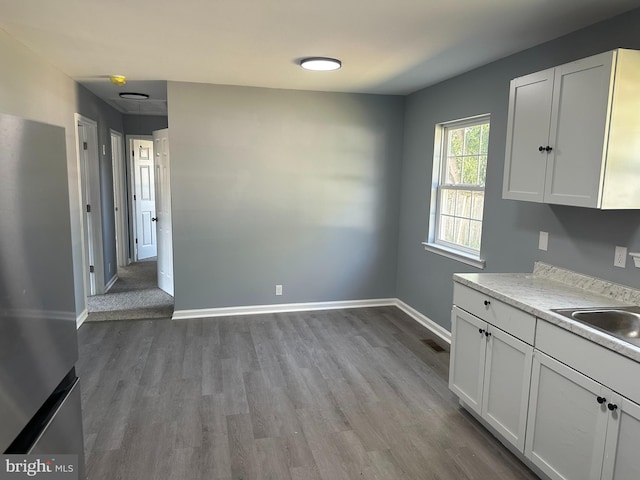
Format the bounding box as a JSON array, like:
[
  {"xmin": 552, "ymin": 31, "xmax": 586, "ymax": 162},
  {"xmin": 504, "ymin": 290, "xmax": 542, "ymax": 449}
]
[
  {"xmin": 478, "ymin": 328, "xmax": 485, "ymax": 334},
  {"xmin": 485, "ymin": 331, "xmax": 491, "ymax": 337},
  {"xmin": 608, "ymin": 403, "xmax": 618, "ymax": 411},
  {"xmin": 597, "ymin": 396, "xmax": 606, "ymax": 404},
  {"xmin": 483, "ymin": 300, "xmax": 490, "ymax": 306}
]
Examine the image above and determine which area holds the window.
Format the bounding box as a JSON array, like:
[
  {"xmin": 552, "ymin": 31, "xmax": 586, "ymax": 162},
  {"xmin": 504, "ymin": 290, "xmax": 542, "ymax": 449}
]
[{"xmin": 425, "ymin": 114, "xmax": 489, "ymax": 268}]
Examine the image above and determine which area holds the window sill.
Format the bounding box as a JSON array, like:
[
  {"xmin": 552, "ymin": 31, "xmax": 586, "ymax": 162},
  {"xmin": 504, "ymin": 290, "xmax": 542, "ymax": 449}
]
[{"xmin": 422, "ymin": 242, "xmax": 486, "ymax": 269}]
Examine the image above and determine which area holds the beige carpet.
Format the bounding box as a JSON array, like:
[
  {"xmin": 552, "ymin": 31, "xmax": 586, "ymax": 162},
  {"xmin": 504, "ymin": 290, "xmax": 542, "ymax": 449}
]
[{"xmin": 86, "ymin": 259, "xmax": 174, "ymax": 321}]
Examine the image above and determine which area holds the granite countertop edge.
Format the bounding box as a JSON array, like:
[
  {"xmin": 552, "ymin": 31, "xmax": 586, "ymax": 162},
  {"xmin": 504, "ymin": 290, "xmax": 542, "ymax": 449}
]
[{"xmin": 453, "ymin": 270, "xmax": 640, "ymax": 363}]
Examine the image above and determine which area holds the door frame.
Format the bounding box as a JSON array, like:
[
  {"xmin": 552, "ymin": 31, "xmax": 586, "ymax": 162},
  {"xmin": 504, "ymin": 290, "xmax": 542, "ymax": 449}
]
[
  {"xmin": 110, "ymin": 129, "xmax": 128, "ymax": 268},
  {"xmin": 75, "ymin": 114, "xmax": 105, "ymax": 296},
  {"xmin": 125, "ymin": 134, "xmax": 154, "ymax": 262}
]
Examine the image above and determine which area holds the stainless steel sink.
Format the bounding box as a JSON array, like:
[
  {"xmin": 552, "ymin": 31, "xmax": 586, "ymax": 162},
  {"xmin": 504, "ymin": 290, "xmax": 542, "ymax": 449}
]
[{"xmin": 552, "ymin": 305, "xmax": 640, "ymax": 346}]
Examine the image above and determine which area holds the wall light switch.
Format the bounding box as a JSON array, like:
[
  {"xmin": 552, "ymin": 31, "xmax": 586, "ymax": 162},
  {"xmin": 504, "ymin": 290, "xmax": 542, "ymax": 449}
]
[
  {"xmin": 538, "ymin": 231, "xmax": 549, "ymax": 251},
  {"xmin": 275, "ymin": 284, "xmax": 283, "ymax": 296},
  {"xmin": 614, "ymin": 246, "xmax": 627, "ymax": 268}
]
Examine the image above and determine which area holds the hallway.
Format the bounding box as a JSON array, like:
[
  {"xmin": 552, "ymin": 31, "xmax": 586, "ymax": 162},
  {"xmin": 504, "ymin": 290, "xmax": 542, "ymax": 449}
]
[{"xmin": 86, "ymin": 259, "xmax": 174, "ymax": 321}]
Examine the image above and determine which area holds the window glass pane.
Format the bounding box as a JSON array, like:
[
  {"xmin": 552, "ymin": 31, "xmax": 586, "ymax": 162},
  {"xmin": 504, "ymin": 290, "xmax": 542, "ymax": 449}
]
[
  {"xmin": 469, "ymin": 220, "xmax": 483, "ymax": 250},
  {"xmin": 455, "ymin": 190, "xmax": 471, "ymax": 218},
  {"xmin": 454, "ymin": 217, "xmax": 470, "ymax": 247},
  {"xmin": 462, "ymin": 156, "xmax": 479, "ymax": 185},
  {"xmin": 440, "ymin": 215, "xmax": 454, "ymax": 243},
  {"xmin": 471, "ymin": 191, "xmax": 484, "ymax": 221},
  {"xmin": 440, "ymin": 189, "xmax": 456, "ymax": 215},
  {"xmin": 445, "ymin": 157, "xmax": 462, "ymax": 184},
  {"xmin": 478, "ymin": 155, "xmax": 487, "ymax": 186},
  {"xmin": 449, "ymin": 129, "xmax": 463, "ymax": 156},
  {"xmin": 480, "ymin": 124, "xmax": 490, "ymax": 154},
  {"xmin": 464, "ymin": 125, "xmax": 481, "ymax": 155}
]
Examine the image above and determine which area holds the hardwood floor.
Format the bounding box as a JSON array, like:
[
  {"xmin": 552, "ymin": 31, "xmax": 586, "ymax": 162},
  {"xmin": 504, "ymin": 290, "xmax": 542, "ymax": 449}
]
[{"xmin": 77, "ymin": 307, "xmax": 538, "ymax": 480}]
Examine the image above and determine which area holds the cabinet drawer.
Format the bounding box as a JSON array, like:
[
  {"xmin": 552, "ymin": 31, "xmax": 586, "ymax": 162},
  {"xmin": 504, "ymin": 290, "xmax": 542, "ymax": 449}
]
[
  {"xmin": 453, "ymin": 283, "xmax": 535, "ymax": 344},
  {"xmin": 536, "ymin": 321, "xmax": 640, "ymax": 404}
]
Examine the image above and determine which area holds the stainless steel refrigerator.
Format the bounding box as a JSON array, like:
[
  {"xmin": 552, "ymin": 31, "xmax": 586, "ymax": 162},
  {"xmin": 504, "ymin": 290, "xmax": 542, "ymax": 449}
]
[{"xmin": 0, "ymin": 113, "xmax": 85, "ymax": 477}]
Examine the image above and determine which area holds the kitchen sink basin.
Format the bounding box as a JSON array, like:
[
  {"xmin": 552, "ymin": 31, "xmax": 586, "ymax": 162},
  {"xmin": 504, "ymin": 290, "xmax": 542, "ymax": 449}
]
[{"xmin": 552, "ymin": 305, "xmax": 640, "ymax": 346}]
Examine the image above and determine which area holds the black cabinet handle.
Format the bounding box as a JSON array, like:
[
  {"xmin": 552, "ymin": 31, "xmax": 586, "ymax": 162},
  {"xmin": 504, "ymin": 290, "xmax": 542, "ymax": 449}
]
[
  {"xmin": 545, "ymin": 146, "xmax": 553, "ymax": 152},
  {"xmin": 485, "ymin": 331, "xmax": 491, "ymax": 337},
  {"xmin": 478, "ymin": 328, "xmax": 485, "ymax": 334},
  {"xmin": 484, "ymin": 300, "xmax": 490, "ymax": 306},
  {"xmin": 539, "ymin": 146, "xmax": 545, "ymax": 152},
  {"xmin": 597, "ymin": 396, "xmax": 606, "ymax": 404},
  {"xmin": 608, "ymin": 403, "xmax": 618, "ymax": 411}
]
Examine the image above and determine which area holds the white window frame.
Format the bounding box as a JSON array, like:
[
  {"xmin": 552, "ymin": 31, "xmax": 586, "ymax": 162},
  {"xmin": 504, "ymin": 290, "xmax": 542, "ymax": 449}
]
[{"xmin": 423, "ymin": 114, "xmax": 489, "ymax": 269}]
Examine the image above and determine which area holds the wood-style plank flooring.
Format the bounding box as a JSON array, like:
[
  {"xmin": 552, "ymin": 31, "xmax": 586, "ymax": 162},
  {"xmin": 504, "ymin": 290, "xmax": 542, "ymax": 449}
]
[{"xmin": 77, "ymin": 307, "xmax": 538, "ymax": 480}]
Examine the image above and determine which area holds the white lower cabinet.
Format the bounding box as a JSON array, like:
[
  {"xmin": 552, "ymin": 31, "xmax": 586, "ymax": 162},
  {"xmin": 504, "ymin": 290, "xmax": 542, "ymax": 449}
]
[
  {"xmin": 450, "ymin": 306, "xmax": 533, "ymax": 451},
  {"xmin": 525, "ymin": 351, "xmax": 640, "ymax": 480},
  {"xmin": 450, "ymin": 283, "xmax": 640, "ymax": 480},
  {"xmin": 601, "ymin": 394, "xmax": 640, "ymax": 480}
]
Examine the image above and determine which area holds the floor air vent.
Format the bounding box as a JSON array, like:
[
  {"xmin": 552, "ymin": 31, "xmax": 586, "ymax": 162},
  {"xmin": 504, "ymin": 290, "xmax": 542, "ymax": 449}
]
[{"xmin": 421, "ymin": 338, "xmax": 445, "ymax": 352}]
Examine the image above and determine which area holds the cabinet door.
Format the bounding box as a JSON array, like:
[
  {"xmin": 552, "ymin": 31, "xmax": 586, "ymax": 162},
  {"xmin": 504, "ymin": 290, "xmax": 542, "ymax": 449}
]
[
  {"xmin": 601, "ymin": 394, "xmax": 640, "ymax": 480},
  {"xmin": 449, "ymin": 306, "xmax": 487, "ymax": 415},
  {"xmin": 544, "ymin": 51, "xmax": 615, "ymax": 207},
  {"xmin": 503, "ymin": 68, "xmax": 554, "ymax": 202},
  {"xmin": 481, "ymin": 326, "xmax": 533, "ymax": 452},
  {"xmin": 525, "ymin": 351, "xmax": 609, "ymax": 480}
]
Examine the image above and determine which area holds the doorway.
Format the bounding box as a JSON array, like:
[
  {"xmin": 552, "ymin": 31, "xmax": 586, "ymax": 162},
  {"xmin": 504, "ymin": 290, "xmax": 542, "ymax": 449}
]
[
  {"xmin": 86, "ymin": 133, "xmax": 174, "ymax": 321},
  {"xmin": 75, "ymin": 114, "xmax": 104, "ymax": 297},
  {"xmin": 129, "ymin": 136, "xmax": 157, "ymax": 261}
]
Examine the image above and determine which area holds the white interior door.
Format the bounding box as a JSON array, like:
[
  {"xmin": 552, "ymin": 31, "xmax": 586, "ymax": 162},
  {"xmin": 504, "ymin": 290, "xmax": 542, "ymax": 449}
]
[
  {"xmin": 133, "ymin": 139, "xmax": 157, "ymax": 260},
  {"xmin": 111, "ymin": 130, "xmax": 128, "ymax": 267},
  {"xmin": 153, "ymin": 129, "xmax": 174, "ymax": 296},
  {"xmin": 75, "ymin": 114, "xmax": 104, "ymax": 296}
]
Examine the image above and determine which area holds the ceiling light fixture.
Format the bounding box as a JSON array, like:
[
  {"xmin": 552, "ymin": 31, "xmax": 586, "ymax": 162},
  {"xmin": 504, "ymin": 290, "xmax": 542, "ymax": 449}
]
[
  {"xmin": 300, "ymin": 57, "xmax": 342, "ymax": 71},
  {"xmin": 109, "ymin": 75, "xmax": 127, "ymax": 86},
  {"xmin": 119, "ymin": 92, "xmax": 149, "ymax": 100}
]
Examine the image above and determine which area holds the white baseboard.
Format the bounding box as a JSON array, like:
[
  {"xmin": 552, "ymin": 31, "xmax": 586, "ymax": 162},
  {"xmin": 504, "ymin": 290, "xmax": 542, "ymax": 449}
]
[
  {"xmin": 105, "ymin": 274, "xmax": 118, "ymax": 293},
  {"xmin": 172, "ymin": 297, "xmax": 451, "ymax": 345},
  {"xmin": 76, "ymin": 309, "xmax": 88, "ymax": 329},
  {"xmin": 172, "ymin": 298, "xmax": 396, "ymax": 320},
  {"xmin": 394, "ymin": 299, "xmax": 452, "ymax": 344}
]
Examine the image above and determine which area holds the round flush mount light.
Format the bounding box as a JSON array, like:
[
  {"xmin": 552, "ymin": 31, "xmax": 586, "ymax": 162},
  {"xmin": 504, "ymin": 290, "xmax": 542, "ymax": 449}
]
[
  {"xmin": 119, "ymin": 92, "xmax": 149, "ymax": 100},
  {"xmin": 300, "ymin": 57, "xmax": 342, "ymax": 71}
]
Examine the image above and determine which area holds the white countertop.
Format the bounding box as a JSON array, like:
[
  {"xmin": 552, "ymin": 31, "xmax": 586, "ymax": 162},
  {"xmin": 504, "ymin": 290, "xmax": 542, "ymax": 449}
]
[{"xmin": 453, "ymin": 268, "xmax": 640, "ymax": 363}]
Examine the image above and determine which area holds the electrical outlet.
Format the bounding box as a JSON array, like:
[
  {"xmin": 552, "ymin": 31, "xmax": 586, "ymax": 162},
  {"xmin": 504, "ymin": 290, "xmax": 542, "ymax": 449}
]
[
  {"xmin": 275, "ymin": 284, "xmax": 283, "ymax": 296},
  {"xmin": 614, "ymin": 246, "xmax": 627, "ymax": 268},
  {"xmin": 538, "ymin": 231, "xmax": 549, "ymax": 251}
]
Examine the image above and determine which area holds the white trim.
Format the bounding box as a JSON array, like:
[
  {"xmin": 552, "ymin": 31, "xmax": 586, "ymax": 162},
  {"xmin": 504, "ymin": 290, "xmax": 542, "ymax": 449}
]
[
  {"xmin": 105, "ymin": 274, "xmax": 118, "ymax": 293},
  {"xmin": 172, "ymin": 298, "xmax": 396, "ymax": 320},
  {"xmin": 76, "ymin": 309, "xmax": 88, "ymax": 329},
  {"xmin": 110, "ymin": 129, "xmax": 128, "ymax": 267},
  {"xmin": 422, "ymin": 242, "xmax": 486, "ymax": 269},
  {"xmin": 171, "ymin": 297, "xmax": 452, "ymax": 346},
  {"xmin": 394, "ymin": 299, "xmax": 452, "ymax": 344}
]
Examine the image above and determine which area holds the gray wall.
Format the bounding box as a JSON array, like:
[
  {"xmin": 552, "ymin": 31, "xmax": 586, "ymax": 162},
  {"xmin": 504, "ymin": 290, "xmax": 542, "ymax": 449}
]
[
  {"xmin": 396, "ymin": 7, "xmax": 640, "ymax": 331},
  {"xmin": 75, "ymin": 85, "xmax": 125, "ymax": 287},
  {"xmin": 167, "ymin": 82, "xmax": 404, "ymax": 311},
  {"xmin": 0, "ymin": 28, "xmax": 127, "ymax": 317},
  {"xmin": 123, "ymin": 114, "xmax": 168, "ymax": 136}
]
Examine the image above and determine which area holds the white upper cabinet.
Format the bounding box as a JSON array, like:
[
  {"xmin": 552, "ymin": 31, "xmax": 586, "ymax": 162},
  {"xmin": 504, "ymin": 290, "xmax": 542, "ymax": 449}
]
[{"xmin": 503, "ymin": 49, "xmax": 640, "ymax": 209}]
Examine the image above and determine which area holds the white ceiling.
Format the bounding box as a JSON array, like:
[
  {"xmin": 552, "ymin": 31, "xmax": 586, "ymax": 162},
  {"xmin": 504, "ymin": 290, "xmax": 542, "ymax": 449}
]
[{"xmin": 1, "ymin": 0, "xmax": 638, "ymax": 115}]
